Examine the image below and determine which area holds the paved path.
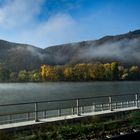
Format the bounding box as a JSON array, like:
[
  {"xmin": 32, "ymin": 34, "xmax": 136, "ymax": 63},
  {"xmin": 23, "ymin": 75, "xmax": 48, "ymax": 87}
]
[{"xmin": 0, "ymin": 106, "xmax": 139, "ymax": 131}]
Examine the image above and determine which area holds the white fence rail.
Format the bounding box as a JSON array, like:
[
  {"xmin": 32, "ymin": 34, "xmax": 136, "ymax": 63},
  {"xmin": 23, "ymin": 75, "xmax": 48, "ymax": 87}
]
[{"xmin": 0, "ymin": 93, "xmax": 139, "ymax": 125}]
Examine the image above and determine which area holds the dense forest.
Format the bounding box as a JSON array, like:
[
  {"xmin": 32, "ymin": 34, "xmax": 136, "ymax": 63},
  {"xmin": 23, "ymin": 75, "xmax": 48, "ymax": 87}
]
[{"xmin": 0, "ymin": 62, "xmax": 140, "ymax": 82}]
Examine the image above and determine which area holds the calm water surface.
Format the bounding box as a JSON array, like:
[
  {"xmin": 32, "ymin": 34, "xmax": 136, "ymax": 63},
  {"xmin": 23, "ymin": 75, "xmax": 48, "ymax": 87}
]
[{"xmin": 0, "ymin": 81, "xmax": 140, "ymax": 104}]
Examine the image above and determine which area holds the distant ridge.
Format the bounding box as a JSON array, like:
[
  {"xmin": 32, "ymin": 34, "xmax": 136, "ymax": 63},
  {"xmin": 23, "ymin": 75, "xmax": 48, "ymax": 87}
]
[{"xmin": 0, "ymin": 29, "xmax": 140, "ymax": 71}]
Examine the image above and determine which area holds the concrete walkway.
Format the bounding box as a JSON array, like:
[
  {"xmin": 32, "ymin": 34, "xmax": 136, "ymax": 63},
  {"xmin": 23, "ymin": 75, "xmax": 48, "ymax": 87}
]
[{"xmin": 0, "ymin": 106, "xmax": 139, "ymax": 131}]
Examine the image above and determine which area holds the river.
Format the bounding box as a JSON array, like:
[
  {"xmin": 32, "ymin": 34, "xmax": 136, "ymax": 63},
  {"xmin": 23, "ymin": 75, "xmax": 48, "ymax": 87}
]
[{"xmin": 0, "ymin": 81, "xmax": 140, "ymax": 104}]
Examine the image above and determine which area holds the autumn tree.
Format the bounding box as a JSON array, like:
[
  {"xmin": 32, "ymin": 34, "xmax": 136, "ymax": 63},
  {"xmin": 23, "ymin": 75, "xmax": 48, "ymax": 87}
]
[
  {"xmin": 111, "ymin": 62, "xmax": 119, "ymax": 80},
  {"xmin": 64, "ymin": 67, "xmax": 73, "ymax": 80},
  {"xmin": 104, "ymin": 63, "xmax": 112, "ymax": 80},
  {"xmin": 41, "ymin": 65, "xmax": 47, "ymax": 80},
  {"xmin": 73, "ymin": 64, "xmax": 89, "ymax": 81},
  {"xmin": 40, "ymin": 63, "xmax": 140, "ymax": 82}
]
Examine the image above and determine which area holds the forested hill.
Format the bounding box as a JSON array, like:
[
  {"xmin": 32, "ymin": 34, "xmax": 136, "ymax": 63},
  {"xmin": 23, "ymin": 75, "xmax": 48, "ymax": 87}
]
[
  {"xmin": 45, "ymin": 29, "xmax": 140, "ymax": 66},
  {"xmin": 0, "ymin": 40, "xmax": 43, "ymax": 71},
  {"xmin": 0, "ymin": 29, "xmax": 140, "ymax": 71}
]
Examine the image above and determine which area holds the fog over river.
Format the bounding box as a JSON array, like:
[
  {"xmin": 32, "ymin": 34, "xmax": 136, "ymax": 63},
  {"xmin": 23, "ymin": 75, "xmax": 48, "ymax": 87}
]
[{"xmin": 0, "ymin": 82, "xmax": 140, "ymax": 105}]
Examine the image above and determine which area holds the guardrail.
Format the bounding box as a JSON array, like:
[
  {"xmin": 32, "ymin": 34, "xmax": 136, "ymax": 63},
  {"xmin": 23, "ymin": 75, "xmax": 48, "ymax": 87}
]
[{"xmin": 0, "ymin": 93, "xmax": 139, "ymax": 125}]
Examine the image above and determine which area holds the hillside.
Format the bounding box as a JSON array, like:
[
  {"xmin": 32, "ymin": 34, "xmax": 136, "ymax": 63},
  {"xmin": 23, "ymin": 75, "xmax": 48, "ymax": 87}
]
[
  {"xmin": 45, "ymin": 29, "xmax": 140, "ymax": 66},
  {"xmin": 0, "ymin": 40, "xmax": 47, "ymax": 71},
  {"xmin": 0, "ymin": 29, "xmax": 140, "ymax": 71}
]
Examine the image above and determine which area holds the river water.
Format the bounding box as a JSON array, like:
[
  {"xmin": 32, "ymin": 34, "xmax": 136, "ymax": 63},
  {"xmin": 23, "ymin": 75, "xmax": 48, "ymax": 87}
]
[{"xmin": 0, "ymin": 81, "xmax": 140, "ymax": 104}]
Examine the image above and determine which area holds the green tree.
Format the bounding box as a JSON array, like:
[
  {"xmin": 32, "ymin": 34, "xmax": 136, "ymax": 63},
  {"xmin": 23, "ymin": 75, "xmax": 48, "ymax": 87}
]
[
  {"xmin": 55, "ymin": 66, "xmax": 65, "ymax": 81},
  {"xmin": 10, "ymin": 72, "xmax": 18, "ymax": 82},
  {"xmin": 111, "ymin": 62, "xmax": 119, "ymax": 80},
  {"xmin": 18, "ymin": 70, "xmax": 29, "ymax": 82},
  {"xmin": 129, "ymin": 66, "xmax": 140, "ymax": 80},
  {"xmin": 28, "ymin": 70, "xmax": 41, "ymax": 82},
  {"xmin": 118, "ymin": 65, "xmax": 124, "ymax": 80},
  {"xmin": 0, "ymin": 66, "xmax": 10, "ymax": 82},
  {"xmin": 121, "ymin": 68, "xmax": 129, "ymax": 80}
]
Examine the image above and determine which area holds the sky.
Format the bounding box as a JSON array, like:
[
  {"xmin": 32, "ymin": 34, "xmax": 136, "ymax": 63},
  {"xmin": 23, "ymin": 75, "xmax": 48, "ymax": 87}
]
[{"xmin": 0, "ymin": 0, "xmax": 140, "ymax": 48}]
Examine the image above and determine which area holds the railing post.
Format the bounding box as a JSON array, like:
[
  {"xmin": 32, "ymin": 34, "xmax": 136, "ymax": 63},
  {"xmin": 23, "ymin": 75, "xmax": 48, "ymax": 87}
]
[
  {"xmin": 76, "ymin": 99, "xmax": 80, "ymax": 116},
  {"xmin": 127, "ymin": 101, "xmax": 129, "ymax": 107},
  {"xmin": 72, "ymin": 107, "xmax": 74, "ymax": 115},
  {"xmin": 92, "ymin": 103, "xmax": 95, "ymax": 112},
  {"xmin": 135, "ymin": 94, "xmax": 138, "ymax": 107},
  {"xmin": 121, "ymin": 102, "xmax": 123, "ymax": 108},
  {"xmin": 35, "ymin": 102, "xmax": 39, "ymax": 122},
  {"xmin": 82, "ymin": 106, "xmax": 84, "ymax": 114},
  {"xmin": 27, "ymin": 112, "xmax": 30, "ymax": 120},
  {"xmin": 101, "ymin": 104, "xmax": 103, "ymax": 111},
  {"xmin": 58, "ymin": 109, "xmax": 61, "ymax": 116},
  {"xmin": 9, "ymin": 115, "xmax": 12, "ymax": 123},
  {"xmin": 44, "ymin": 110, "xmax": 47, "ymax": 118},
  {"xmin": 115, "ymin": 102, "xmax": 117, "ymax": 109},
  {"xmin": 109, "ymin": 96, "xmax": 113, "ymax": 111},
  {"xmin": 80, "ymin": 106, "xmax": 84, "ymax": 114}
]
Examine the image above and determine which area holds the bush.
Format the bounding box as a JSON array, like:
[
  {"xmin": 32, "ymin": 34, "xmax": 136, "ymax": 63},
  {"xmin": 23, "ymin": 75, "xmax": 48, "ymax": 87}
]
[
  {"xmin": 0, "ymin": 131, "xmax": 11, "ymax": 140},
  {"xmin": 128, "ymin": 111, "xmax": 140, "ymax": 125}
]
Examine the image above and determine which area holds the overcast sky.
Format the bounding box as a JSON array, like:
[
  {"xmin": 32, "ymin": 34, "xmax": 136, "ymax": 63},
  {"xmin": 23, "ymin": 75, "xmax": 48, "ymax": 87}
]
[{"xmin": 0, "ymin": 0, "xmax": 140, "ymax": 48}]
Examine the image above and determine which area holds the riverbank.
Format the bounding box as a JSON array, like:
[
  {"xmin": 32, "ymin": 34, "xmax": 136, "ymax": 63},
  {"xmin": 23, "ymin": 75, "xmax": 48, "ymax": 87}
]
[{"xmin": 1, "ymin": 62, "xmax": 140, "ymax": 82}]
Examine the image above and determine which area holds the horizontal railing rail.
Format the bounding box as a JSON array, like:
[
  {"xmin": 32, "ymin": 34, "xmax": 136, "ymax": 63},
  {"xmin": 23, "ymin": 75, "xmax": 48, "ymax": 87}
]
[
  {"xmin": 0, "ymin": 93, "xmax": 139, "ymax": 125},
  {"xmin": 0, "ymin": 93, "xmax": 139, "ymax": 107}
]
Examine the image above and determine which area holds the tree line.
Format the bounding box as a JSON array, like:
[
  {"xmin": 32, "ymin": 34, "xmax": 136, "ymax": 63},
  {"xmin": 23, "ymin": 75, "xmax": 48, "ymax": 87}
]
[{"xmin": 0, "ymin": 62, "xmax": 140, "ymax": 82}]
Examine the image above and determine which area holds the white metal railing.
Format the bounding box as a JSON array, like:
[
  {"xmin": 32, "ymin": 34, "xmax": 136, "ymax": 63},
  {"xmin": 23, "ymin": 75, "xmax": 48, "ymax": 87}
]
[{"xmin": 0, "ymin": 93, "xmax": 139, "ymax": 125}]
